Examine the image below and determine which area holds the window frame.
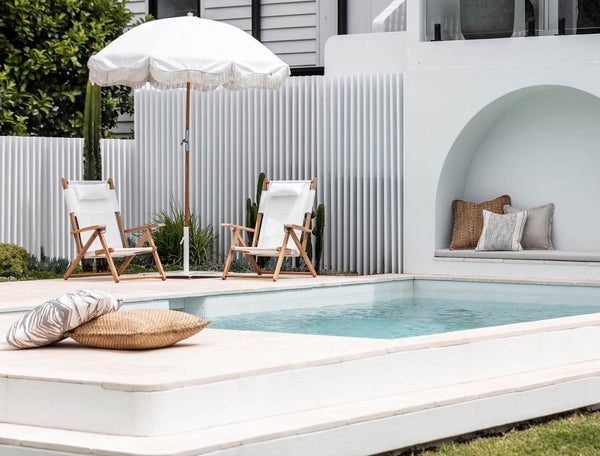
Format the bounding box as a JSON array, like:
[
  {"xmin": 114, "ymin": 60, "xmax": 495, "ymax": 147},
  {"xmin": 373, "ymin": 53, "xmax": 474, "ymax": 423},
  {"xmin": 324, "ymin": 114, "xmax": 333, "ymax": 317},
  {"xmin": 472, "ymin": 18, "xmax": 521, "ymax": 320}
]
[{"xmin": 149, "ymin": 0, "xmax": 201, "ymax": 19}]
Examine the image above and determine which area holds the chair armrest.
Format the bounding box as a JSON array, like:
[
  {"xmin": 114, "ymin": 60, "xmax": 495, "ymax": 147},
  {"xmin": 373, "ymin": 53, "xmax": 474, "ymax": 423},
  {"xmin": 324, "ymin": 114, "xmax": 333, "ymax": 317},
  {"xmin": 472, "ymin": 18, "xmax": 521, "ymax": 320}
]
[
  {"xmin": 284, "ymin": 224, "xmax": 312, "ymax": 233},
  {"xmin": 73, "ymin": 224, "xmax": 105, "ymax": 234},
  {"xmin": 222, "ymin": 223, "xmax": 255, "ymax": 232},
  {"xmin": 124, "ymin": 223, "xmax": 165, "ymax": 233}
]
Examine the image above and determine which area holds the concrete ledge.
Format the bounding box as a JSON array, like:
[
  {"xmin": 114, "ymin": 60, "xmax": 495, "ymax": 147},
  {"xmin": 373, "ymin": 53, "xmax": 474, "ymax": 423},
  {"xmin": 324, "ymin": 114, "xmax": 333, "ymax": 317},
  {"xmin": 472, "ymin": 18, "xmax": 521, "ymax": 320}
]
[
  {"xmin": 1, "ymin": 363, "xmax": 599, "ymax": 456},
  {"xmin": 1, "ymin": 316, "xmax": 599, "ymax": 437},
  {"xmin": 435, "ymin": 249, "xmax": 600, "ymax": 262}
]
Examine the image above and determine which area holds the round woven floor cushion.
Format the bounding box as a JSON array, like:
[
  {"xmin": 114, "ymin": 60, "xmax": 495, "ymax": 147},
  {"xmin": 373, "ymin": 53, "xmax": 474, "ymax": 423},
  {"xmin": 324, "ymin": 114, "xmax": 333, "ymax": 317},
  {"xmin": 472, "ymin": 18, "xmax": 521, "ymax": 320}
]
[{"xmin": 66, "ymin": 309, "xmax": 210, "ymax": 350}]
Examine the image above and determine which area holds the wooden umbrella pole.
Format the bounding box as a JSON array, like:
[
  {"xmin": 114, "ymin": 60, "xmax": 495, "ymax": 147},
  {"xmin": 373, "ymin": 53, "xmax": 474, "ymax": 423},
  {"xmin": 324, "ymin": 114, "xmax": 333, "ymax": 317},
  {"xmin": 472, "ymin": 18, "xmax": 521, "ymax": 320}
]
[{"xmin": 185, "ymin": 82, "xmax": 191, "ymax": 228}]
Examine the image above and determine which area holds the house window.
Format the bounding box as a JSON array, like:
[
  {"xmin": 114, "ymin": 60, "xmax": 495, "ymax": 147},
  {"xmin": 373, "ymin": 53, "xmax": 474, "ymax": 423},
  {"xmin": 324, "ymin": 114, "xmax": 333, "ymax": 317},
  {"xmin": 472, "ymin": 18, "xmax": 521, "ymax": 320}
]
[{"xmin": 150, "ymin": 0, "xmax": 200, "ymax": 19}]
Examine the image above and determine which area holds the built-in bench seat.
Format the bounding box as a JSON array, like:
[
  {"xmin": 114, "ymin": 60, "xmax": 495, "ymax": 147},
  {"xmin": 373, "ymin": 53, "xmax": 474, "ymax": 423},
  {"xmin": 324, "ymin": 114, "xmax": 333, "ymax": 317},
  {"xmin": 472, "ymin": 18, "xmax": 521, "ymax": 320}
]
[{"xmin": 435, "ymin": 249, "xmax": 600, "ymax": 263}]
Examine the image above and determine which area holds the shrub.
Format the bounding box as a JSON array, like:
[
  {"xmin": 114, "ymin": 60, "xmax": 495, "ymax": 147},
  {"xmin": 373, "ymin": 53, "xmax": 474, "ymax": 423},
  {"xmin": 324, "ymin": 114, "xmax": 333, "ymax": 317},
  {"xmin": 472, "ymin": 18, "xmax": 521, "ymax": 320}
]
[
  {"xmin": 152, "ymin": 200, "xmax": 216, "ymax": 267},
  {"xmin": 27, "ymin": 252, "xmax": 70, "ymax": 275},
  {"xmin": 0, "ymin": 0, "xmax": 135, "ymax": 136},
  {"xmin": 0, "ymin": 243, "xmax": 29, "ymax": 278}
]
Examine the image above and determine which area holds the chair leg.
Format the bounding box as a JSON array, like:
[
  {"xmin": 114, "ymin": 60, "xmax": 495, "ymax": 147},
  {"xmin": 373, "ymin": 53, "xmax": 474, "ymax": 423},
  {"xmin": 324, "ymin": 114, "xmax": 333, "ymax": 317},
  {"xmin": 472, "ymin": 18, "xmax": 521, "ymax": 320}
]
[
  {"xmin": 222, "ymin": 247, "xmax": 235, "ymax": 280},
  {"xmin": 290, "ymin": 230, "xmax": 317, "ymax": 277},
  {"xmin": 117, "ymin": 256, "xmax": 135, "ymax": 276},
  {"xmin": 222, "ymin": 228, "xmax": 241, "ymax": 280},
  {"xmin": 273, "ymin": 231, "xmax": 291, "ymax": 281},
  {"xmin": 64, "ymin": 254, "xmax": 84, "ymax": 280},
  {"xmin": 98, "ymin": 234, "xmax": 120, "ymax": 283},
  {"xmin": 141, "ymin": 229, "xmax": 166, "ymax": 280},
  {"xmin": 153, "ymin": 248, "xmax": 166, "ymax": 280},
  {"xmin": 64, "ymin": 231, "xmax": 100, "ymax": 280},
  {"xmin": 246, "ymin": 254, "xmax": 263, "ymax": 275},
  {"xmin": 223, "ymin": 228, "xmax": 263, "ymax": 279}
]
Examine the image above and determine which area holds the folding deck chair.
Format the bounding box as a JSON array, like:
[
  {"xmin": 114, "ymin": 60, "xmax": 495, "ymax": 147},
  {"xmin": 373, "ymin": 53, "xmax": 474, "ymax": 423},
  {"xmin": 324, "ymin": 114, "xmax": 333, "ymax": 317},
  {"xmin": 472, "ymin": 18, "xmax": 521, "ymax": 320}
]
[
  {"xmin": 61, "ymin": 178, "xmax": 166, "ymax": 283},
  {"xmin": 222, "ymin": 178, "xmax": 318, "ymax": 281}
]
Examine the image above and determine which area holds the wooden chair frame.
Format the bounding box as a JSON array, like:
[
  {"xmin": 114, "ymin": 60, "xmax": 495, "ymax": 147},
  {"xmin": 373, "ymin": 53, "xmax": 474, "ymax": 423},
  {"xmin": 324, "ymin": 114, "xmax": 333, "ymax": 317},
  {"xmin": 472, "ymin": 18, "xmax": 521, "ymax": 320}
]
[
  {"xmin": 221, "ymin": 178, "xmax": 318, "ymax": 281},
  {"xmin": 62, "ymin": 178, "xmax": 166, "ymax": 283}
]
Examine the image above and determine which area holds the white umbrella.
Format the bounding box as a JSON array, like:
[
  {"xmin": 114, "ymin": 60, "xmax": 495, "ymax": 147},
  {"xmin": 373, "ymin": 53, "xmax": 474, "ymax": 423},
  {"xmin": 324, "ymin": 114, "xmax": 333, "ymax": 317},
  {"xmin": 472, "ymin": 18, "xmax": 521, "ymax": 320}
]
[{"xmin": 88, "ymin": 15, "xmax": 290, "ymax": 275}]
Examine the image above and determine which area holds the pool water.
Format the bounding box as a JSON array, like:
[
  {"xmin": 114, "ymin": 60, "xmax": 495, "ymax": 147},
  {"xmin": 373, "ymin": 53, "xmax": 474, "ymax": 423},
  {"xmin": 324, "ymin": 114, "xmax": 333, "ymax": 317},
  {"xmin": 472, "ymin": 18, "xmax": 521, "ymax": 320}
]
[{"xmin": 209, "ymin": 297, "xmax": 600, "ymax": 339}]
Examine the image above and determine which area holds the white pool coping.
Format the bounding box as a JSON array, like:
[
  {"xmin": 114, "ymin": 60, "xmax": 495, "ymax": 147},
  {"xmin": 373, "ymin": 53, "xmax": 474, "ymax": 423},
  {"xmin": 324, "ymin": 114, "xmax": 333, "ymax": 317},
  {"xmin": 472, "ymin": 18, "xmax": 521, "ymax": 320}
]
[{"xmin": 1, "ymin": 274, "xmax": 600, "ymax": 455}]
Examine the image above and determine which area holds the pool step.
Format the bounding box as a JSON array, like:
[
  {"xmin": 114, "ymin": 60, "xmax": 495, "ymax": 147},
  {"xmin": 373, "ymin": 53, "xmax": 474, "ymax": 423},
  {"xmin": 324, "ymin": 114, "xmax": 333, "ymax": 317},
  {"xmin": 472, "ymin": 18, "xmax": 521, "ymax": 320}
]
[
  {"xmin": 1, "ymin": 322, "xmax": 600, "ymax": 438},
  {"xmin": 2, "ymin": 360, "xmax": 600, "ymax": 456}
]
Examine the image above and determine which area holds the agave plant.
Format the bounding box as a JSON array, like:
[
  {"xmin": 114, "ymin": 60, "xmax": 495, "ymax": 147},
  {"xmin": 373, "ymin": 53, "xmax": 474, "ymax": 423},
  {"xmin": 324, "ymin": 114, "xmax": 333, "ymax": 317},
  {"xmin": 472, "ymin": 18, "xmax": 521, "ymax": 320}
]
[{"xmin": 152, "ymin": 200, "xmax": 216, "ymax": 267}]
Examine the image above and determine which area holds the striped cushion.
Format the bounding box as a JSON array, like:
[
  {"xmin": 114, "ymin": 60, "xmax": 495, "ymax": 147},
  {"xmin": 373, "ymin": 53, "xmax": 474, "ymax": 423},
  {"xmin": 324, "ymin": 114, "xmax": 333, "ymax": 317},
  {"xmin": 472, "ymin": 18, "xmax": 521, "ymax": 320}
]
[
  {"xmin": 476, "ymin": 210, "xmax": 528, "ymax": 251},
  {"xmin": 3, "ymin": 290, "xmax": 122, "ymax": 348}
]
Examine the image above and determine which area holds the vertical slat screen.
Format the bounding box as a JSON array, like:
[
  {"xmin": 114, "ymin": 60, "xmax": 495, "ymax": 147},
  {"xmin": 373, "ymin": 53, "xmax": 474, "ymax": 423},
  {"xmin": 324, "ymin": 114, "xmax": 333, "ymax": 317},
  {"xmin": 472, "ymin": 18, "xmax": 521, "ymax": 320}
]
[
  {"xmin": 135, "ymin": 73, "xmax": 403, "ymax": 274},
  {"xmin": 0, "ymin": 74, "xmax": 402, "ymax": 274}
]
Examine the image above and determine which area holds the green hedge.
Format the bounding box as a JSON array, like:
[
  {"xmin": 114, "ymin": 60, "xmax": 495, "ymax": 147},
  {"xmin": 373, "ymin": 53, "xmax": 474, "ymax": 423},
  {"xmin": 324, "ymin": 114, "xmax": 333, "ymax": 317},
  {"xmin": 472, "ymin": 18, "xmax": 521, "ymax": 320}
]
[{"xmin": 0, "ymin": 243, "xmax": 29, "ymax": 278}]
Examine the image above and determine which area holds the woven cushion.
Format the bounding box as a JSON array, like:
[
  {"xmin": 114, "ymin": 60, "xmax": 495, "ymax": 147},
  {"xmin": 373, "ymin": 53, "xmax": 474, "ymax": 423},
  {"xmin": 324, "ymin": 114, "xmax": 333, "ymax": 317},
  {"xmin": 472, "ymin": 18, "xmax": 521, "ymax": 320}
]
[
  {"xmin": 66, "ymin": 309, "xmax": 210, "ymax": 350},
  {"xmin": 504, "ymin": 203, "xmax": 554, "ymax": 250},
  {"xmin": 4, "ymin": 290, "xmax": 122, "ymax": 349},
  {"xmin": 450, "ymin": 195, "xmax": 511, "ymax": 250},
  {"xmin": 476, "ymin": 210, "xmax": 528, "ymax": 251}
]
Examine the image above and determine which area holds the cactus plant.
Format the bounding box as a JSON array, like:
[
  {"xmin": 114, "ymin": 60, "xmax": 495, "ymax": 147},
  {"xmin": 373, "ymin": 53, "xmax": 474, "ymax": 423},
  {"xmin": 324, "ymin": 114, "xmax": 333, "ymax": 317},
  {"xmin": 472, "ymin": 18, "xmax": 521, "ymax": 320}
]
[
  {"xmin": 245, "ymin": 172, "xmax": 268, "ymax": 267},
  {"xmin": 313, "ymin": 203, "xmax": 325, "ymax": 272},
  {"xmin": 82, "ymin": 81, "xmax": 104, "ymax": 272},
  {"xmin": 245, "ymin": 172, "xmax": 265, "ymax": 244},
  {"xmin": 83, "ymin": 81, "xmax": 102, "ymax": 181}
]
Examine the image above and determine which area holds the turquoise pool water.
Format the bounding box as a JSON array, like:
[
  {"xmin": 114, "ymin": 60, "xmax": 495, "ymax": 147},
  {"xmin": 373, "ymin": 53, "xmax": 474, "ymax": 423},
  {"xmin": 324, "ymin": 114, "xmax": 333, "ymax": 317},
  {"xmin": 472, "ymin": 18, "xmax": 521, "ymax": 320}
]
[{"xmin": 209, "ymin": 297, "xmax": 600, "ymax": 339}]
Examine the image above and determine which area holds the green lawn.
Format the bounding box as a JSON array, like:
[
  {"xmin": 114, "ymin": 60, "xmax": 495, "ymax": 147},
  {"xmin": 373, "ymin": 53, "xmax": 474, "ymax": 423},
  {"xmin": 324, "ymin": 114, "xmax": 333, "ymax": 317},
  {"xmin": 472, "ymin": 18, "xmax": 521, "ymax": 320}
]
[{"xmin": 400, "ymin": 411, "xmax": 600, "ymax": 456}]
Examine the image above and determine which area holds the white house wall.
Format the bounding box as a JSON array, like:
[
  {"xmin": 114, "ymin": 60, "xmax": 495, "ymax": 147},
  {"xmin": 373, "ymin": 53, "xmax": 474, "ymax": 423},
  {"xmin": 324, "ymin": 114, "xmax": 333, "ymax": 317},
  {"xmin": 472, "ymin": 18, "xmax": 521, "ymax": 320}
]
[
  {"xmin": 126, "ymin": 0, "xmax": 391, "ymax": 67},
  {"xmin": 202, "ymin": 0, "xmax": 252, "ymax": 33},
  {"xmin": 462, "ymin": 87, "xmax": 600, "ymax": 252},
  {"xmin": 127, "ymin": 0, "xmax": 148, "ymax": 21},
  {"xmin": 403, "ymin": 32, "xmax": 600, "ymax": 280},
  {"xmin": 325, "ymin": 32, "xmax": 407, "ymax": 75}
]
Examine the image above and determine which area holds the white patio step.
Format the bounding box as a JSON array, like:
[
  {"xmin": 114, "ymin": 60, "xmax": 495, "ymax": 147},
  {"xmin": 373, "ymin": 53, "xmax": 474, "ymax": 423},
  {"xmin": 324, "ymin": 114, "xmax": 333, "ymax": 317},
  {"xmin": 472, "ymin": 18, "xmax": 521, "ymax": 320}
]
[{"xmin": 2, "ymin": 360, "xmax": 600, "ymax": 456}]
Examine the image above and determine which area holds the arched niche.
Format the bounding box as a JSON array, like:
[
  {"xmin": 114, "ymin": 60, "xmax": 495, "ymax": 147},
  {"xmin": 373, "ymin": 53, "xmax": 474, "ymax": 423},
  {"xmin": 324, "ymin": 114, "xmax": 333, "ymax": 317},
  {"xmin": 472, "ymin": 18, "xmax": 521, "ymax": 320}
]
[{"xmin": 436, "ymin": 85, "xmax": 600, "ymax": 251}]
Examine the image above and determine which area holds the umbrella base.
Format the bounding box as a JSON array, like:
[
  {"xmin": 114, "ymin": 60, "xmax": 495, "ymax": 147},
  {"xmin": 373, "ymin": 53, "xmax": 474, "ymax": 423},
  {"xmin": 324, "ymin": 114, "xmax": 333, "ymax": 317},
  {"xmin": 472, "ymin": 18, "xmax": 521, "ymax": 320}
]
[{"xmin": 166, "ymin": 270, "xmax": 221, "ymax": 279}]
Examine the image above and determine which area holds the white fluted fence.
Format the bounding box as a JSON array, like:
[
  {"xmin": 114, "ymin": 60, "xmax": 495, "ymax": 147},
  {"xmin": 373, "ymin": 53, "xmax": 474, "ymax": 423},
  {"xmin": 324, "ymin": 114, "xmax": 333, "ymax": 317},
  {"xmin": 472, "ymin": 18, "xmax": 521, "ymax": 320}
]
[
  {"xmin": 373, "ymin": 0, "xmax": 406, "ymax": 32},
  {"xmin": 0, "ymin": 137, "xmax": 136, "ymax": 260},
  {"xmin": 136, "ymin": 74, "xmax": 403, "ymax": 274},
  {"xmin": 1, "ymin": 73, "xmax": 402, "ymax": 274}
]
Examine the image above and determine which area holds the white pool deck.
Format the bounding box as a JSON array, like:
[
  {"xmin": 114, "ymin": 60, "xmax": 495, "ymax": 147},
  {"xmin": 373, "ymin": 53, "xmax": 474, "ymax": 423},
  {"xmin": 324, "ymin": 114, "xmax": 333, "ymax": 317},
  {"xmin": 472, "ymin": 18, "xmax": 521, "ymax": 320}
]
[{"xmin": 1, "ymin": 273, "xmax": 600, "ymax": 456}]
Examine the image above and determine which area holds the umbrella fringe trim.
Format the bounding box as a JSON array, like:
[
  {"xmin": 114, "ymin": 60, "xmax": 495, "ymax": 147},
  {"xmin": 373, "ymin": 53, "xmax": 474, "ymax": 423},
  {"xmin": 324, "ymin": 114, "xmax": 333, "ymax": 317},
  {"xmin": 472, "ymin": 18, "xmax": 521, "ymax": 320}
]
[{"xmin": 88, "ymin": 60, "xmax": 290, "ymax": 91}]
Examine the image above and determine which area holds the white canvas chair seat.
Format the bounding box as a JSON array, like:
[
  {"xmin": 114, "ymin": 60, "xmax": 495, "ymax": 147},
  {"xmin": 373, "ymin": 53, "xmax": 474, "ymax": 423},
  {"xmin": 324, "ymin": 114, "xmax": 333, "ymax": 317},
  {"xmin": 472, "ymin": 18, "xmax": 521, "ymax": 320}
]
[
  {"xmin": 222, "ymin": 178, "xmax": 318, "ymax": 281},
  {"xmin": 62, "ymin": 178, "xmax": 166, "ymax": 283},
  {"xmin": 232, "ymin": 247, "xmax": 301, "ymax": 257},
  {"xmin": 83, "ymin": 247, "xmax": 155, "ymax": 259}
]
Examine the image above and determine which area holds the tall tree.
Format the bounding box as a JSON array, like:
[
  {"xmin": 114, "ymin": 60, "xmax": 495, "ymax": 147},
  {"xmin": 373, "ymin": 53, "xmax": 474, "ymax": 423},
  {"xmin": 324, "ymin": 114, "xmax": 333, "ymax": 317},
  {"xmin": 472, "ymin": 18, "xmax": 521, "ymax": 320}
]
[{"xmin": 0, "ymin": 0, "xmax": 134, "ymax": 137}]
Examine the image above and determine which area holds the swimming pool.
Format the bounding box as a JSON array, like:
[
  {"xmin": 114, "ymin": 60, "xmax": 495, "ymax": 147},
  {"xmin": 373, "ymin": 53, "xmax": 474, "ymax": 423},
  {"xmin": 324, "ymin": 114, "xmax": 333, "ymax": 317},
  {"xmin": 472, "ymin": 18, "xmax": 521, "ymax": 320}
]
[
  {"xmin": 179, "ymin": 278, "xmax": 600, "ymax": 339},
  {"xmin": 209, "ymin": 296, "xmax": 600, "ymax": 338}
]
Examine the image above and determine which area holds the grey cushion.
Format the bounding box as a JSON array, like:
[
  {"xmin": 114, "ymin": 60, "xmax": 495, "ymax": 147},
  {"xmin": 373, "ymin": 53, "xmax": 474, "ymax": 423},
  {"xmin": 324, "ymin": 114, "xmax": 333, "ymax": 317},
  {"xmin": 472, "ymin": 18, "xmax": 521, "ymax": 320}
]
[
  {"xmin": 476, "ymin": 210, "xmax": 528, "ymax": 251},
  {"xmin": 504, "ymin": 203, "xmax": 554, "ymax": 250}
]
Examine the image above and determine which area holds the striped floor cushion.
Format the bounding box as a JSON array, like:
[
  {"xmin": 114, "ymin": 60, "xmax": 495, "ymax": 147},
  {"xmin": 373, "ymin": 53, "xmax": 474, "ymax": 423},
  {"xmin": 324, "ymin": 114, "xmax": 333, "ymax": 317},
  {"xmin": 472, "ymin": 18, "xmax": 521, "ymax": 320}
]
[{"xmin": 3, "ymin": 290, "xmax": 122, "ymax": 348}]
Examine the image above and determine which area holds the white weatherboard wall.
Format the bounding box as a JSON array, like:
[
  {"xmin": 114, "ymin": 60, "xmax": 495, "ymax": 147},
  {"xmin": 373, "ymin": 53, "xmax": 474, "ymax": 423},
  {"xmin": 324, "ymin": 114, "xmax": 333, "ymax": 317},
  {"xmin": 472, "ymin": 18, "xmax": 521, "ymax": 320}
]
[
  {"xmin": 136, "ymin": 74, "xmax": 402, "ymax": 274},
  {"xmin": 202, "ymin": 0, "xmax": 252, "ymax": 33},
  {"xmin": 0, "ymin": 137, "xmax": 136, "ymax": 260},
  {"xmin": 202, "ymin": 0, "xmax": 327, "ymax": 67}
]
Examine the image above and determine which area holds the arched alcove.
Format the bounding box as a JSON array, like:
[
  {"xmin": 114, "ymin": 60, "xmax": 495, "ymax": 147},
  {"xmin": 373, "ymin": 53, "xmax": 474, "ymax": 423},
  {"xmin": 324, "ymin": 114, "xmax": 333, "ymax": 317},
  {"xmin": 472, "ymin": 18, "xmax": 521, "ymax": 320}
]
[{"xmin": 436, "ymin": 85, "xmax": 600, "ymax": 251}]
